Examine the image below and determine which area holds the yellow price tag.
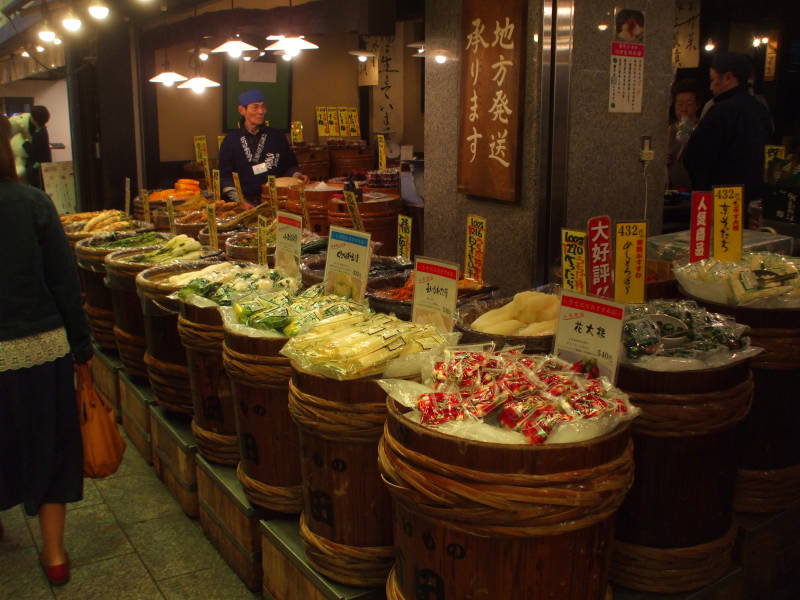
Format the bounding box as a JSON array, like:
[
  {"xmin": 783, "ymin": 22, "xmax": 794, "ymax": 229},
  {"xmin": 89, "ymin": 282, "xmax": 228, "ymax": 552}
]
[
  {"xmin": 290, "ymin": 121, "xmax": 304, "ymax": 143},
  {"xmin": 463, "ymin": 214, "xmax": 487, "ymax": 282},
  {"xmin": 298, "ymin": 187, "xmax": 311, "ymax": 231},
  {"xmin": 267, "ymin": 175, "xmax": 278, "ymax": 219},
  {"xmin": 232, "ymin": 172, "xmax": 244, "ymax": 206},
  {"xmin": 613, "ymin": 222, "xmax": 647, "ymax": 303},
  {"xmin": 712, "ymin": 186, "xmax": 743, "ymax": 262},
  {"xmin": 212, "ymin": 169, "xmax": 221, "ymax": 203},
  {"xmin": 764, "ymin": 145, "xmax": 785, "ymax": 180},
  {"xmin": 344, "ymin": 190, "xmax": 365, "ymax": 232},
  {"xmin": 166, "ymin": 198, "xmax": 176, "ymax": 235},
  {"xmin": 124, "ymin": 177, "xmax": 131, "ymax": 215},
  {"xmin": 141, "ymin": 189, "xmax": 151, "ymax": 224},
  {"xmin": 397, "ymin": 214, "xmax": 412, "ymax": 261},
  {"xmin": 257, "ymin": 215, "xmax": 269, "ymax": 265},
  {"xmin": 217, "ymin": 135, "xmax": 226, "ymax": 151},
  {"xmin": 561, "ymin": 229, "xmax": 587, "ymax": 294},
  {"xmin": 202, "ymin": 158, "xmax": 212, "ymax": 193},
  {"xmin": 193, "ymin": 135, "xmax": 207, "ymax": 163},
  {"xmin": 206, "ymin": 204, "xmax": 218, "ymax": 250},
  {"xmin": 378, "ymin": 134, "xmax": 387, "ymax": 170}
]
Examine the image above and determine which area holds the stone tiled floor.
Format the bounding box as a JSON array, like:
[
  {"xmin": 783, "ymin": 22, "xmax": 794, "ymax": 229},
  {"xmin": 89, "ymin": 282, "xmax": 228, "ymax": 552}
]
[{"xmin": 0, "ymin": 433, "xmax": 260, "ymax": 600}]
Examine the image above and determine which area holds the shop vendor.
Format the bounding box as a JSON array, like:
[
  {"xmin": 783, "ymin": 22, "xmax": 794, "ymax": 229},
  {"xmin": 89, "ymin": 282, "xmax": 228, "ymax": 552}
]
[{"xmin": 219, "ymin": 88, "xmax": 307, "ymax": 206}]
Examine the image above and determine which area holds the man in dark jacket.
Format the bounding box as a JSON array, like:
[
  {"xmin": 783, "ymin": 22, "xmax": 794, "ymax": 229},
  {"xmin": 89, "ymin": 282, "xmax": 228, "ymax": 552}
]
[
  {"xmin": 683, "ymin": 53, "xmax": 772, "ymax": 200},
  {"xmin": 218, "ymin": 89, "xmax": 306, "ymax": 205}
]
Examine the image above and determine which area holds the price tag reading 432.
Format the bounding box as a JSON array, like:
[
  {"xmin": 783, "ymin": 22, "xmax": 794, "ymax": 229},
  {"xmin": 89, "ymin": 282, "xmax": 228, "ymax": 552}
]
[
  {"xmin": 554, "ymin": 291, "xmax": 626, "ymax": 383},
  {"xmin": 613, "ymin": 221, "xmax": 646, "ymax": 304},
  {"xmin": 275, "ymin": 211, "xmax": 302, "ymax": 279},
  {"xmin": 323, "ymin": 226, "xmax": 372, "ymax": 302},
  {"xmin": 412, "ymin": 257, "xmax": 459, "ymax": 333},
  {"xmin": 713, "ymin": 186, "xmax": 743, "ymax": 262}
]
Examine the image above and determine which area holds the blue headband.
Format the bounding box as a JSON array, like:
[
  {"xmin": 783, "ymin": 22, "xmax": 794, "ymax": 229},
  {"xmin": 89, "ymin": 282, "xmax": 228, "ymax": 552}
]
[{"xmin": 238, "ymin": 89, "xmax": 265, "ymax": 107}]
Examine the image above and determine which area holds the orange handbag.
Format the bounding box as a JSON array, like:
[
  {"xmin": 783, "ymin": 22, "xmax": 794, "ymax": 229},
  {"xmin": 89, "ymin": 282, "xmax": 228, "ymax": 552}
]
[{"xmin": 76, "ymin": 364, "xmax": 126, "ymax": 478}]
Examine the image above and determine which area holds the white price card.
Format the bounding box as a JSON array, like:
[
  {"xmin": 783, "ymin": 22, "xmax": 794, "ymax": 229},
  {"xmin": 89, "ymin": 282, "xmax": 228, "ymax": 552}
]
[
  {"xmin": 323, "ymin": 226, "xmax": 372, "ymax": 302},
  {"xmin": 275, "ymin": 211, "xmax": 302, "ymax": 279},
  {"xmin": 411, "ymin": 257, "xmax": 459, "ymax": 333},
  {"xmin": 553, "ymin": 290, "xmax": 626, "ymax": 383}
]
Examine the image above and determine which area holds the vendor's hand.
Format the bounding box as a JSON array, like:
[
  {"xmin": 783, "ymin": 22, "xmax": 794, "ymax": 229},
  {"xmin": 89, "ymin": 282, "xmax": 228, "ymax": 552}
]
[{"xmin": 294, "ymin": 172, "xmax": 310, "ymax": 184}]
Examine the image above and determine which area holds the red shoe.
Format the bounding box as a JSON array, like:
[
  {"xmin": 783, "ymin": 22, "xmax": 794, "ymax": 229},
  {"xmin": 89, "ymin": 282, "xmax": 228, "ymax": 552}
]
[{"xmin": 39, "ymin": 553, "xmax": 70, "ymax": 586}]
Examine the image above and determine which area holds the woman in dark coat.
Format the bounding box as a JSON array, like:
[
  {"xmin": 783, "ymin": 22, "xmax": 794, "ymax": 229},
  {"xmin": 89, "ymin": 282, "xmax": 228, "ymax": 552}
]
[{"xmin": 0, "ymin": 114, "xmax": 92, "ymax": 585}]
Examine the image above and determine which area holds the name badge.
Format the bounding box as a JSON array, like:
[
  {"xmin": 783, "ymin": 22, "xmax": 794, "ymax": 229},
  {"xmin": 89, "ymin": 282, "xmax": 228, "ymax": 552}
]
[{"xmin": 252, "ymin": 162, "xmax": 267, "ymax": 175}]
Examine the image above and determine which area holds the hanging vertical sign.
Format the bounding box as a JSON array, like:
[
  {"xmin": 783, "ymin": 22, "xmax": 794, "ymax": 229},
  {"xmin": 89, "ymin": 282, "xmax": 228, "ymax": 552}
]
[
  {"xmin": 463, "ymin": 214, "xmax": 487, "ymax": 282},
  {"xmin": 257, "ymin": 215, "xmax": 269, "ymax": 266},
  {"xmin": 609, "ymin": 8, "xmax": 645, "ymax": 113},
  {"xmin": 323, "ymin": 226, "xmax": 372, "ymax": 301},
  {"xmin": 671, "ymin": 1, "xmax": 700, "ymax": 69},
  {"xmin": 141, "ymin": 189, "xmax": 151, "ymax": 224},
  {"xmin": 206, "ymin": 204, "xmax": 218, "ymax": 250},
  {"xmin": 298, "ymin": 187, "xmax": 311, "ymax": 231},
  {"xmin": 275, "ymin": 211, "xmax": 302, "ymax": 279},
  {"xmin": 587, "ymin": 216, "xmax": 613, "ymax": 298},
  {"xmin": 377, "ymin": 134, "xmax": 387, "ymax": 170},
  {"xmin": 689, "ymin": 192, "xmax": 712, "ymax": 263},
  {"xmin": 457, "ymin": 0, "xmax": 526, "ymax": 203},
  {"xmin": 613, "ymin": 222, "xmax": 646, "ymax": 303},
  {"xmin": 343, "ymin": 190, "xmax": 365, "ymax": 232},
  {"xmin": 397, "ymin": 214, "xmax": 412, "ymax": 262},
  {"xmin": 193, "ymin": 135, "xmax": 208, "ymax": 163},
  {"xmin": 561, "ymin": 229, "xmax": 587, "ymax": 294},
  {"xmin": 166, "ymin": 198, "xmax": 177, "ymax": 235},
  {"xmin": 713, "ymin": 186, "xmax": 743, "ymax": 262},
  {"xmin": 124, "ymin": 177, "xmax": 131, "ymax": 215},
  {"xmin": 412, "ymin": 257, "xmax": 460, "ymax": 333}
]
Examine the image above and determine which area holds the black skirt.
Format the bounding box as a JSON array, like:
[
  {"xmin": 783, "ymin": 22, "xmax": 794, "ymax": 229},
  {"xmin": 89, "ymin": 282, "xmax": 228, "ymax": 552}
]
[{"xmin": 0, "ymin": 354, "xmax": 83, "ymax": 516}]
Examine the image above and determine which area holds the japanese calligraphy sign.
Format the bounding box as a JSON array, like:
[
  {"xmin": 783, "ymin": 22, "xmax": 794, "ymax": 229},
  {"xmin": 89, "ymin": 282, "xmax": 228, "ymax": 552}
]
[
  {"xmin": 463, "ymin": 214, "xmax": 487, "ymax": 282},
  {"xmin": 323, "ymin": 226, "xmax": 372, "ymax": 302},
  {"xmin": 609, "ymin": 8, "xmax": 645, "ymax": 113},
  {"xmin": 344, "ymin": 190, "xmax": 365, "ymax": 232},
  {"xmin": 275, "ymin": 211, "xmax": 302, "ymax": 279},
  {"xmin": 457, "ymin": 0, "xmax": 526, "ymax": 203},
  {"xmin": 689, "ymin": 192, "xmax": 712, "ymax": 263},
  {"xmin": 316, "ymin": 107, "xmax": 330, "ymax": 138},
  {"xmin": 193, "ymin": 135, "xmax": 208, "ymax": 163},
  {"xmin": 202, "ymin": 158, "xmax": 212, "ymax": 193},
  {"xmin": 212, "ymin": 169, "xmax": 221, "ymax": 203},
  {"xmin": 713, "ymin": 186, "xmax": 743, "ymax": 262},
  {"xmin": 257, "ymin": 215, "xmax": 269, "ymax": 266},
  {"xmin": 613, "ymin": 221, "xmax": 646, "ymax": 303},
  {"xmin": 378, "ymin": 134, "xmax": 387, "ymax": 170},
  {"xmin": 166, "ymin": 198, "xmax": 176, "ymax": 235},
  {"xmin": 672, "ymin": 1, "xmax": 699, "ymax": 69},
  {"xmin": 397, "ymin": 214, "xmax": 412, "ymax": 262},
  {"xmin": 232, "ymin": 172, "xmax": 244, "ymax": 206},
  {"xmin": 266, "ymin": 175, "xmax": 278, "ymax": 220},
  {"xmin": 412, "ymin": 257, "xmax": 460, "ymax": 333},
  {"xmin": 554, "ymin": 291, "xmax": 626, "ymax": 384},
  {"xmin": 207, "ymin": 204, "xmax": 219, "ymax": 251},
  {"xmin": 357, "ymin": 50, "xmax": 379, "ymax": 86},
  {"xmin": 124, "ymin": 177, "xmax": 131, "ymax": 215},
  {"xmin": 141, "ymin": 189, "xmax": 151, "ymax": 224},
  {"xmin": 366, "ymin": 32, "xmax": 404, "ymax": 137},
  {"xmin": 587, "ymin": 216, "xmax": 613, "ymax": 298},
  {"xmin": 562, "ymin": 229, "xmax": 587, "ymax": 294}
]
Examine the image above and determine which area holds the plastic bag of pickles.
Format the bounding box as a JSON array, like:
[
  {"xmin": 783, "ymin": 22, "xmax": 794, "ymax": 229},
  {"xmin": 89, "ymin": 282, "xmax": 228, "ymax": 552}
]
[{"xmin": 622, "ymin": 300, "xmax": 762, "ymax": 371}]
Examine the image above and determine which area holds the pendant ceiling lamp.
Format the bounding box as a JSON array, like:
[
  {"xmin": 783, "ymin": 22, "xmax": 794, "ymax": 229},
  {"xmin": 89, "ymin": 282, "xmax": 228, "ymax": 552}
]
[
  {"xmin": 180, "ymin": 12, "xmax": 221, "ymax": 93},
  {"xmin": 264, "ymin": 1, "xmax": 318, "ymax": 60},
  {"xmin": 212, "ymin": 0, "xmax": 258, "ymax": 58},
  {"xmin": 149, "ymin": 16, "xmax": 187, "ymax": 87}
]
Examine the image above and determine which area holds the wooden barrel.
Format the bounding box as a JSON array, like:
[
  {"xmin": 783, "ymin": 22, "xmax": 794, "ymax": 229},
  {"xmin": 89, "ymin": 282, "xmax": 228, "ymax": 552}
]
[
  {"xmin": 65, "ymin": 220, "xmax": 151, "ymax": 249},
  {"xmin": 75, "ymin": 231, "xmax": 163, "ymax": 352},
  {"xmin": 456, "ymin": 296, "xmax": 555, "ymax": 354},
  {"xmin": 611, "ymin": 361, "xmax": 753, "ymax": 593},
  {"xmin": 178, "ymin": 300, "xmax": 239, "ymax": 465},
  {"xmin": 198, "ymin": 226, "xmax": 243, "ymax": 249},
  {"xmin": 284, "ymin": 183, "xmax": 342, "ymax": 236},
  {"xmin": 329, "ymin": 146, "xmax": 375, "ymax": 177},
  {"xmin": 135, "ymin": 260, "xmax": 214, "ymax": 414},
  {"xmin": 221, "ymin": 330, "xmax": 301, "ymax": 515},
  {"xmin": 224, "ymin": 231, "xmax": 274, "ymax": 265},
  {"xmin": 380, "ymin": 399, "xmax": 633, "ymax": 599},
  {"xmin": 174, "ymin": 220, "xmax": 206, "ymax": 240},
  {"xmin": 293, "ymin": 145, "xmax": 330, "ymax": 181},
  {"xmin": 104, "ymin": 246, "xmax": 169, "ymax": 378},
  {"xmin": 328, "ymin": 194, "xmax": 402, "ymax": 256},
  {"xmin": 679, "ymin": 290, "xmax": 800, "ymax": 513},
  {"xmin": 288, "ymin": 368, "xmax": 394, "ymax": 587}
]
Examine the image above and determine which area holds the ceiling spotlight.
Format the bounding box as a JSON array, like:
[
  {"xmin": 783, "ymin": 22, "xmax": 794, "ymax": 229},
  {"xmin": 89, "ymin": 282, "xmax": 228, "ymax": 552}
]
[
  {"xmin": 434, "ymin": 54, "xmax": 447, "ymax": 64},
  {"xmin": 598, "ymin": 23, "xmax": 609, "ymax": 31},
  {"xmin": 36, "ymin": 45, "xmax": 45, "ymax": 53},
  {"xmin": 258, "ymin": 51, "xmax": 265, "ymax": 57},
  {"xmin": 348, "ymin": 50, "xmax": 376, "ymax": 63},
  {"xmin": 88, "ymin": 0, "xmax": 110, "ymax": 19},
  {"xmin": 62, "ymin": 13, "xmax": 82, "ymax": 32},
  {"xmin": 21, "ymin": 50, "xmax": 30, "ymax": 57},
  {"xmin": 358, "ymin": 55, "xmax": 367, "ymax": 63},
  {"xmin": 38, "ymin": 25, "xmax": 56, "ymax": 42},
  {"xmin": 753, "ymin": 37, "xmax": 761, "ymax": 47},
  {"xmin": 281, "ymin": 53, "xmax": 292, "ymax": 61},
  {"xmin": 53, "ymin": 38, "xmax": 62, "ymax": 45},
  {"xmin": 198, "ymin": 52, "xmax": 209, "ymax": 61},
  {"xmin": 704, "ymin": 39, "xmax": 715, "ymax": 52},
  {"xmin": 243, "ymin": 56, "xmax": 252, "ymax": 61},
  {"xmin": 761, "ymin": 36, "xmax": 769, "ymax": 44}
]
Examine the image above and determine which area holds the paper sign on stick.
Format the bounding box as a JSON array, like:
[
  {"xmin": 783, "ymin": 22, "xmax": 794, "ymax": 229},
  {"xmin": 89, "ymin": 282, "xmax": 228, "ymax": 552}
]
[
  {"xmin": 124, "ymin": 177, "xmax": 131, "ymax": 215},
  {"xmin": 463, "ymin": 214, "xmax": 487, "ymax": 282},
  {"xmin": 378, "ymin": 134, "xmax": 387, "ymax": 170},
  {"xmin": 587, "ymin": 216, "xmax": 613, "ymax": 298},
  {"xmin": 232, "ymin": 172, "xmax": 244, "ymax": 205},
  {"xmin": 689, "ymin": 192, "xmax": 712, "ymax": 263},
  {"xmin": 141, "ymin": 189, "xmax": 151, "ymax": 224},
  {"xmin": 275, "ymin": 211, "xmax": 302, "ymax": 279},
  {"xmin": 412, "ymin": 257, "xmax": 459, "ymax": 333},
  {"xmin": 397, "ymin": 214, "xmax": 412, "ymax": 262},
  {"xmin": 298, "ymin": 187, "xmax": 311, "ymax": 231},
  {"xmin": 266, "ymin": 175, "xmax": 278, "ymax": 220},
  {"xmin": 712, "ymin": 186, "xmax": 743, "ymax": 262},
  {"xmin": 206, "ymin": 204, "xmax": 218, "ymax": 250},
  {"xmin": 323, "ymin": 226, "xmax": 371, "ymax": 302},
  {"xmin": 344, "ymin": 190, "xmax": 365, "ymax": 232},
  {"xmin": 613, "ymin": 222, "xmax": 646, "ymax": 303},
  {"xmin": 562, "ymin": 229, "xmax": 587, "ymax": 294},
  {"xmin": 257, "ymin": 215, "xmax": 270, "ymax": 266}
]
